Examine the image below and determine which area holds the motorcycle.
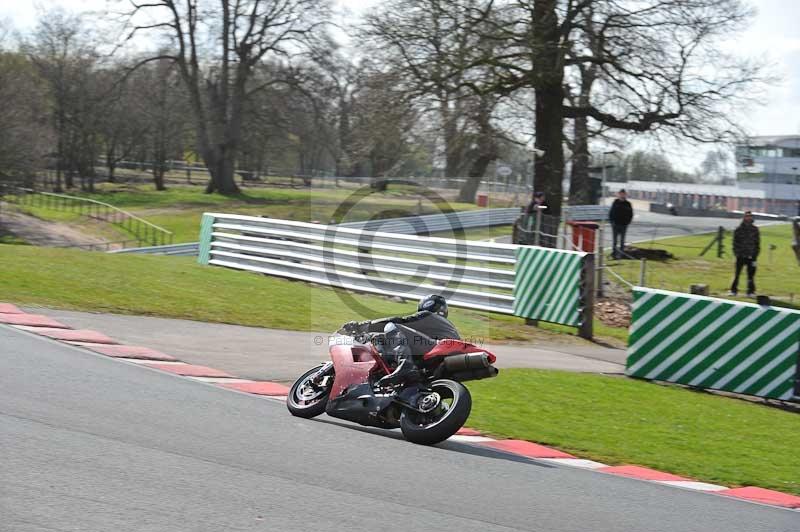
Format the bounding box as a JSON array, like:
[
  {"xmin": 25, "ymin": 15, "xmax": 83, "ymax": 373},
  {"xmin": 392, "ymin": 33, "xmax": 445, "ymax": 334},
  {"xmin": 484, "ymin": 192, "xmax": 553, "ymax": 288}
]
[{"xmin": 287, "ymin": 324, "xmax": 499, "ymax": 445}]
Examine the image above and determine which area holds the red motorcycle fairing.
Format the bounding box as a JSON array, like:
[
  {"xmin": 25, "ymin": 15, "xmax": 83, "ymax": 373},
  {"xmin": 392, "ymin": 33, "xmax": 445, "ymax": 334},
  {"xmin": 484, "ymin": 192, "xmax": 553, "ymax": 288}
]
[
  {"xmin": 423, "ymin": 339, "xmax": 497, "ymax": 364},
  {"xmin": 328, "ymin": 340, "xmax": 390, "ymax": 398}
]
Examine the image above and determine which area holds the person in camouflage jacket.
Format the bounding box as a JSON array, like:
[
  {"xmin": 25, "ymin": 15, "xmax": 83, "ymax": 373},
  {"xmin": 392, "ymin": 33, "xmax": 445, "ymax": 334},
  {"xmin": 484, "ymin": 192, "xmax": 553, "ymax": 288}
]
[{"xmin": 730, "ymin": 211, "xmax": 760, "ymax": 296}]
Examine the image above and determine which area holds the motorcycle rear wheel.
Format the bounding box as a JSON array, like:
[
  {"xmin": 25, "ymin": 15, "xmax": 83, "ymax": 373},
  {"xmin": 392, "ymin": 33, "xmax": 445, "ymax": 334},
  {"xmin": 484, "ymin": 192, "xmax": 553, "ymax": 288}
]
[
  {"xmin": 400, "ymin": 380, "xmax": 471, "ymax": 445},
  {"xmin": 287, "ymin": 365, "xmax": 332, "ymax": 419}
]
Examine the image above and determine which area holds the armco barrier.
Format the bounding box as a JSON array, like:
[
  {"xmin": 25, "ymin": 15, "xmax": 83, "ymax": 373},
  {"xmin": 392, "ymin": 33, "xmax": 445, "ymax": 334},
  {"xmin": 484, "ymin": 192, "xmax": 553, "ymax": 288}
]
[
  {"xmin": 340, "ymin": 208, "xmax": 520, "ymax": 233},
  {"xmin": 197, "ymin": 213, "xmax": 593, "ymax": 334},
  {"xmin": 626, "ymin": 287, "xmax": 800, "ymax": 401}
]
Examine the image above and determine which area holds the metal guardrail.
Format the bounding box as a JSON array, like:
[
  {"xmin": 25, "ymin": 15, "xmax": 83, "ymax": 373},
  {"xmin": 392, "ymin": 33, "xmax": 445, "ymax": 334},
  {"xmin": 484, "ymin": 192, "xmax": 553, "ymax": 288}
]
[
  {"xmin": 111, "ymin": 242, "xmax": 199, "ymax": 256},
  {"xmin": 197, "ymin": 213, "xmax": 593, "ymax": 335},
  {"xmin": 563, "ymin": 205, "xmax": 609, "ymax": 221},
  {"xmin": 2, "ymin": 186, "xmax": 173, "ymax": 247},
  {"xmin": 114, "ymin": 208, "xmax": 521, "ymax": 256},
  {"xmin": 199, "ymin": 213, "xmax": 517, "ymax": 314},
  {"xmin": 339, "ymin": 208, "xmax": 520, "ymax": 233}
]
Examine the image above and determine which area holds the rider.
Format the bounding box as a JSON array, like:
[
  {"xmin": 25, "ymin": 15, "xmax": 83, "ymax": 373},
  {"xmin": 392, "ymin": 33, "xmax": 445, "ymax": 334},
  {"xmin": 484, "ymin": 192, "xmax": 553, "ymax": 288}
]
[{"xmin": 343, "ymin": 294, "xmax": 459, "ymax": 388}]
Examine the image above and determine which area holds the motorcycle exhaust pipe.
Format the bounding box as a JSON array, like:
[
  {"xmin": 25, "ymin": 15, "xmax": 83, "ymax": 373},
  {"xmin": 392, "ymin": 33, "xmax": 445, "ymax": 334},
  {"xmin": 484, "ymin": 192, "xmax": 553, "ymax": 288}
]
[
  {"xmin": 443, "ymin": 353, "xmax": 490, "ymax": 373},
  {"xmin": 450, "ymin": 366, "xmax": 499, "ymax": 382}
]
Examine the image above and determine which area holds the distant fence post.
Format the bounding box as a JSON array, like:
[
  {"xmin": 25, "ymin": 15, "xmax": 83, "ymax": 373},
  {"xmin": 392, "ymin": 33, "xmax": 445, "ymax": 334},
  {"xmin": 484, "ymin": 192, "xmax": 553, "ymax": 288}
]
[{"xmin": 579, "ymin": 253, "xmax": 595, "ymax": 339}]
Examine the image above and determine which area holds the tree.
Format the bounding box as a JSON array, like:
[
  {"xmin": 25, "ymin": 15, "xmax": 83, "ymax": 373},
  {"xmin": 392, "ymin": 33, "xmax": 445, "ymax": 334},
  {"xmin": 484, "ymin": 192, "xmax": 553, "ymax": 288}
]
[
  {"xmin": 438, "ymin": 0, "xmax": 763, "ymax": 216},
  {"xmin": 347, "ymin": 69, "xmax": 420, "ymax": 179},
  {"xmin": 362, "ymin": 0, "xmax": 503, "ymax": 202},
  {"xmin": 0, "ymin": 34, "xmax": 50, "ymax": 183},
  {"xmin": 96, "ymin": 67, "xmax": 151, "ymax": 183},
  {"xmin": 123, "ymin": 0, "xmax": 330, "ymax": 195},
  {"xmin": 697, "ymin": 149, "xmax": 732, "ymax": 183},
  {"xmin": 136, "ymin": 58, "xmax": 192, "ymax": 190},
  {"xmin": 25, "ymin": 11, "xmax": 102, "ymax": 191}
]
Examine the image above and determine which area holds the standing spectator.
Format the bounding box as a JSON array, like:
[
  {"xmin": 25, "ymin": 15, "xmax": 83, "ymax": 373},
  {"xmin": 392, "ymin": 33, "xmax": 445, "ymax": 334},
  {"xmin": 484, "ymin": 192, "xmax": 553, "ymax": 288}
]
[
  {"xmin": 729, "ymin": 211, "xmax": 760, "ymax": 297},
  {"xmin": 609, "ymin": 189, "xmax": 633, "ymax": 259},
  {"xmin": 525, "ymin": 191, "xmax": 549, "ymax": 217},
  {"xmin": 525, "ymin": 192, "xmax": 556, "ymax": 247}
]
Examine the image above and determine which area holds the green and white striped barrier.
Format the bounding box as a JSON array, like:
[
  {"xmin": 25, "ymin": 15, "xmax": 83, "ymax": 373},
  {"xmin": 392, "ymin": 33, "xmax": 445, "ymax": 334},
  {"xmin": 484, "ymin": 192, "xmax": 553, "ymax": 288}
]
[
  {"xmin": 626, "ymin": 287, "xmax": 800, "ymax": 401},
  {"xmin": 513, "ymin": 247, "xmax": 589, "ymax": 328}
]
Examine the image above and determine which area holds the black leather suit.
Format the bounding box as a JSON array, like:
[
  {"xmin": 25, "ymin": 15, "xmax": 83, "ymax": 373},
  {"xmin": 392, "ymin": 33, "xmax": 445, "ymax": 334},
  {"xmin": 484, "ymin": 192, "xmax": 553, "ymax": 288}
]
[{"xmin": 355, "ymin": 311, "xmax": 460, "ymax": 385}]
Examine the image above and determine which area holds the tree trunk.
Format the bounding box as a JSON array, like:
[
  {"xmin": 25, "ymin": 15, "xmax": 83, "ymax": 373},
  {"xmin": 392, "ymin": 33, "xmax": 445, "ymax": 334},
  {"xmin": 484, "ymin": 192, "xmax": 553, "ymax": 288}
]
[
  {"xmin": 532, "ymin": 0, "xmax": 565, "ymax": 218},
  {"xmin": 457, "ymin": 96, "xmax": 497, "ymax": 203},
  {"xmin": 568, "ymin": 19, "xmax": 599, "ymax": 206},
  {"xmin": 153, "ymin": 170, "xmax": 166, "ymax": 191},
  {"xmin": 569, "ymin": 115, "xmax": 591, "ymax": 204},
  {"xmin": 441, "ymin": 99, "xmax": 462, "ymax": 178},
  {"xmin": 106, "ymin": 143, "xmax": 117, "ymax": 183},
  {"xmin": 458, "ymin": 155, "xmax": 492, "ymax": 203},
  {"xmin": 204, "ymin": 148, "xmax": 240, "ymax": 195}
]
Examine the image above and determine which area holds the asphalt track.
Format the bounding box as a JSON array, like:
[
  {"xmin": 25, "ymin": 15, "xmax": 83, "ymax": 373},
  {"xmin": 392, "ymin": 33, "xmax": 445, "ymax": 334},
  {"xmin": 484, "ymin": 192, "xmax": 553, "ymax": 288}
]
[
  {"xmin": 2, "ymin": 325, "xmax": 797, "ymax": 532},
  {"xmin": 28, "ymin": 308, "xmax": 626, "ymax": 382}
]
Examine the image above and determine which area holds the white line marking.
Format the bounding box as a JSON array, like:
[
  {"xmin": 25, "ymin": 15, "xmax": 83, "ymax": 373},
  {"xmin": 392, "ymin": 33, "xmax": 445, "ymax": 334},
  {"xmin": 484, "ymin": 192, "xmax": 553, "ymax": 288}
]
[
  {"xmin": 448, "ymin": 435, "xmax": 496, "ymax": 443},
  {"xmin": 536, "ymin": 458, "xmax": 608, "ymax": 469},
  {"xmin": 265, "ymin": 395, "xmax": 288, "ymax": 402},
  {"xmin": 656, "ymin": 481, "xmax": 729, "ymax": 492},
  {"xmin": 118, "ymin": 359, "xmax": 187, "ymax": 366},
  {"xmin": 189, "ymin": 377, "xmax": 255, "ymax": 384},
  {"xmin": 115, "ymin": 357, "xmax": 166, "ymax": 364}
]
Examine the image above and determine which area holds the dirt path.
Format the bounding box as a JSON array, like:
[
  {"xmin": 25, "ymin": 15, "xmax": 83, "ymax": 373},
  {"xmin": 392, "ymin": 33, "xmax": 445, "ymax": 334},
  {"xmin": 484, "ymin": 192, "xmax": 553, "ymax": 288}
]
[{"xmin": 0, "ymin": 203, "xmax": 109, "ymax": 248}]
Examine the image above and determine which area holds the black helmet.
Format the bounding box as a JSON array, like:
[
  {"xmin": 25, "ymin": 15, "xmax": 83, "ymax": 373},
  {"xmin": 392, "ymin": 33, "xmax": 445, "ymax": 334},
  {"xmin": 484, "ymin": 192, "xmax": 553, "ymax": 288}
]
[{"xmin": 418, "ymin": 294, "xmax": 448, "ymax": 318}]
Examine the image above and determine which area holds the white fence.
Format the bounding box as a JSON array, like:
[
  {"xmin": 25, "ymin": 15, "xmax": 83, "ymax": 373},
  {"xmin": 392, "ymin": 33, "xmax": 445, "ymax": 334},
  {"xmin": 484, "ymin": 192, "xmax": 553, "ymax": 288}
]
[
  {"xmin": 197, "ymin": 213, "xmax": 593, "ymax": 335},
  {"xmin": 198, "ymin": 213, "xmax": 517, "ymax": 313}
]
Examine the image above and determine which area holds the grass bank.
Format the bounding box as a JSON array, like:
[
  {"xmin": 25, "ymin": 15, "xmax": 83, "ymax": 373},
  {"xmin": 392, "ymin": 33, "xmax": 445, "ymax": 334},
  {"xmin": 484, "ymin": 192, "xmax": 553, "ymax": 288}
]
[
  {"xmin": 0, "ymin": 244, "xmax": 589, "ymax": 344},
  {"xmin": 16, "ymin": 184, "xmax": 496, "ymax": 243},
  {"xmin": 611, "ymin": 223, "xmax": 799, "ymax": 301},
  {"xmin": 469, "ymin": 369, "xmax": 800, "ymax": 495}
]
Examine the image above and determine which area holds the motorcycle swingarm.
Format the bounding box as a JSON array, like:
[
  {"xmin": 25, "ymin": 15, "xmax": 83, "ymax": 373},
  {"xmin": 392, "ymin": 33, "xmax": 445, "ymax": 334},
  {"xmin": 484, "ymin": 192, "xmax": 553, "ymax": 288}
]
[{"xmin": 388, "ymin": 386, "xmax": 432, "ymax": 414}]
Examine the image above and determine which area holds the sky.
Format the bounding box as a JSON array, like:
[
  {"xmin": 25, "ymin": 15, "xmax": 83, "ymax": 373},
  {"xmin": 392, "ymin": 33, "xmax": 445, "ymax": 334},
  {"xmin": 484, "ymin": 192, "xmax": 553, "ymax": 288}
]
[{"xmin": 1, "ymin": 0, "xmax": 798, "ymax": 171}]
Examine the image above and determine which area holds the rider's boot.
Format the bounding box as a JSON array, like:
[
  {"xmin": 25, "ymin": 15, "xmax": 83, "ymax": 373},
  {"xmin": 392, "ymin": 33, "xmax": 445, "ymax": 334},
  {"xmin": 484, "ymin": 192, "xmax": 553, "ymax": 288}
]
[{"xmin": 377, "ymin": 347, "xmax": 419, "ymax": 388}]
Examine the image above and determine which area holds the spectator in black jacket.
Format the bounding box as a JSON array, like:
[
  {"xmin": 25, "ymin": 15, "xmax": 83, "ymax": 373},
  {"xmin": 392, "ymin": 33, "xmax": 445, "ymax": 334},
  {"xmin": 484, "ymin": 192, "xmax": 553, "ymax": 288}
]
[
  {"xmin": 609, "ymin": 189, "xmax": 633, "ymax": 259},
  {"xmin": 730, "ymin": 211, "xmax": 760, "ymax": 297}
]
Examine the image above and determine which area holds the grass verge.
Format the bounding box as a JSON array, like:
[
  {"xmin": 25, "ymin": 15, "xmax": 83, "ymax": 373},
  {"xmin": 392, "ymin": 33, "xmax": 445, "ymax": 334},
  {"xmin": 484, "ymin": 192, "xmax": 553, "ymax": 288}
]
[
  {"xmin": 469, "ymin": 369, "xmax": 800, "ymax": 495},
  {"xmin": 17, "ymin": 184, "xmax": 495, "ymax": 243},
  {"xmin": 611, "ymin": 223, "xmax": 799, "ymax": 300},
  {"xmin": 0, "ymin": 244, "xmax": 592, "ymax": 344}
]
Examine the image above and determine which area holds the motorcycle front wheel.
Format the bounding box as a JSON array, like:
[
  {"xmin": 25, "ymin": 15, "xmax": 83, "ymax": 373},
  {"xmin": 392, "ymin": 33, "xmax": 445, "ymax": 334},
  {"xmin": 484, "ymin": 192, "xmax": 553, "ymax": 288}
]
[
  {"xmin": 287, "ymin": 365, "xmax": 332, "ymax": 419},
  {"xmin": 400, "ymin": 380, "xmax": 472, "ymax": 445}
]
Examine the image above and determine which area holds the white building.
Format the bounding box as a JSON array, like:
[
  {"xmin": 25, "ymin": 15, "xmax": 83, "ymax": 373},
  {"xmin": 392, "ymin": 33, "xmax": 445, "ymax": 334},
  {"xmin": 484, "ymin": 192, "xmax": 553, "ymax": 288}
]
[{"xmin": 605, "ymin": 135, "xmax": 800, "ymax": 216}]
